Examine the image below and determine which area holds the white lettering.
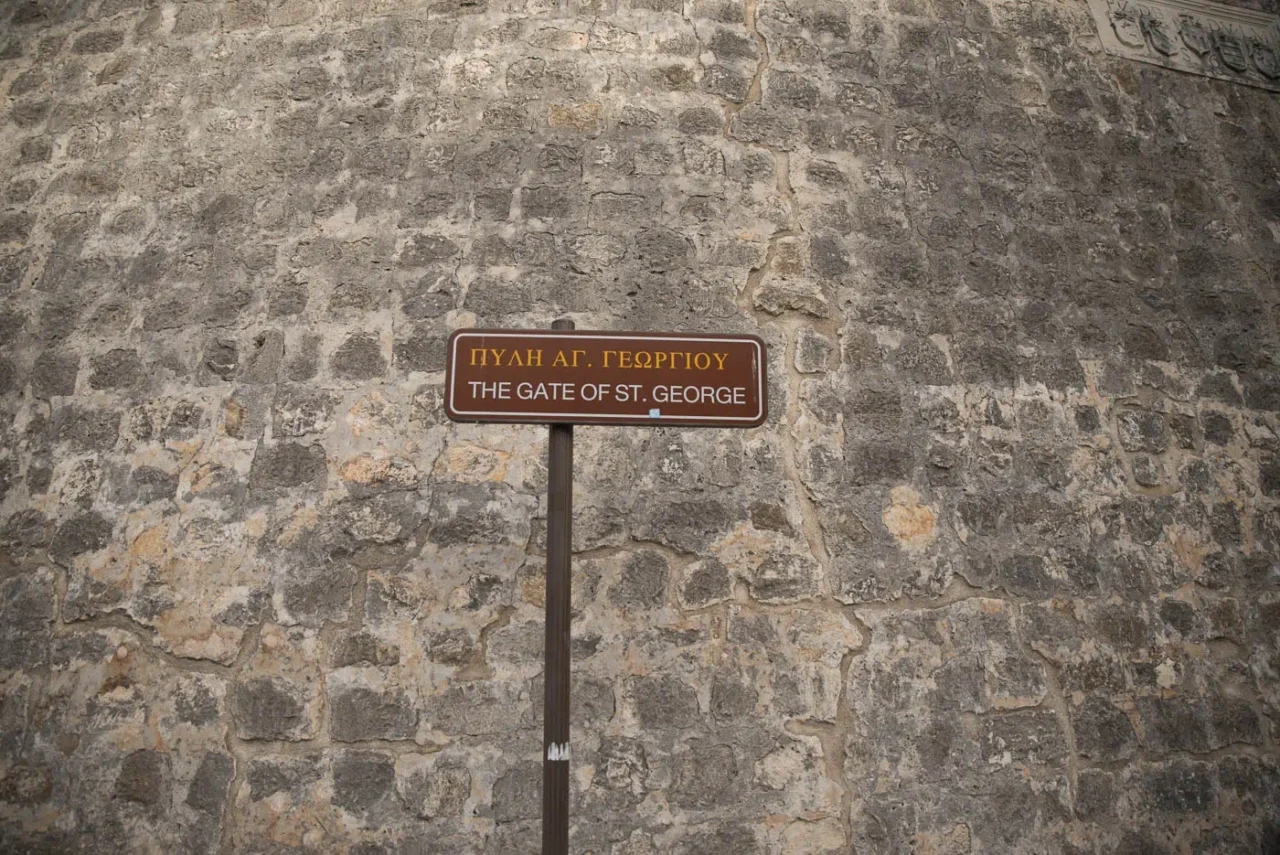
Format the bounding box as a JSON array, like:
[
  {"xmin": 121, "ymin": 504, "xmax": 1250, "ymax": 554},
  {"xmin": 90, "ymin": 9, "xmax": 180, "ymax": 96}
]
[
  {"xmin": 615, "ymin": 383, "xmax": 643, "ymax": 403},
  {"xmin": 469, "ymin": 380, "xmax": 512, "ymax": 399},
  {"xmin": 516, "ymin": 382, "xmax": 574, "ymax": 401},
  {"xmin": 648, "ymin": 386, "xmax": 751, "ymax": 406}
]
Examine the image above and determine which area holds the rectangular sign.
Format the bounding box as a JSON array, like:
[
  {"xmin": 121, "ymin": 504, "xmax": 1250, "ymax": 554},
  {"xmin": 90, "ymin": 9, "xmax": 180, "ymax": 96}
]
[{"xmin": 444, "ymin": 329, "xmax": 767, "ymax": 427}]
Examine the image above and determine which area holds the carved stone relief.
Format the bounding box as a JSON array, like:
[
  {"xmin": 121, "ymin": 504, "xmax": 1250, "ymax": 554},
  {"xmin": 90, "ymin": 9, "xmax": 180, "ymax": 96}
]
[{"xmin": 1087, "ymin": 0, "xmax": 1280, "ymax": 91}]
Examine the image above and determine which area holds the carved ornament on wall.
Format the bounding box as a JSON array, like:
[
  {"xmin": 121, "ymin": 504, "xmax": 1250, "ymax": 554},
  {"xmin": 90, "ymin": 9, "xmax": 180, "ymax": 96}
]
[{"xmin": 1088, "ymin": 0, "xmax": 1280, "ymax": 91}]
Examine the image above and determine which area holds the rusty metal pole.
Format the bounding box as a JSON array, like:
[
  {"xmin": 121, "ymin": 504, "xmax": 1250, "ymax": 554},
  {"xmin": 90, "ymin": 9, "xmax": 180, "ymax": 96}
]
[{"xmin": 542, "ymin": 318, "xmax": 573, "ymax": 854}]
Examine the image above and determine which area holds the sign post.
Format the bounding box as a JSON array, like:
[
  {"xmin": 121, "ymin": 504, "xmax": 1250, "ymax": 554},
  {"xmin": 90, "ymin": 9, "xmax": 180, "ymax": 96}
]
[
  {"xmin": 542, "ymin": 318, "xmax": 573, "ymax": 854},
  {"xmin": 444, "ymin": 323, "xmax": 767, "ymax": 853}
]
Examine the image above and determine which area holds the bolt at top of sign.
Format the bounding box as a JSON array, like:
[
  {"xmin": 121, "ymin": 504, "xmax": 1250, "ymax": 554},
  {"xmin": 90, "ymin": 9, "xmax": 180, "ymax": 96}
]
[{"xmin": 445, "ymin": 328, "xmax": 768, "ymax": 427}]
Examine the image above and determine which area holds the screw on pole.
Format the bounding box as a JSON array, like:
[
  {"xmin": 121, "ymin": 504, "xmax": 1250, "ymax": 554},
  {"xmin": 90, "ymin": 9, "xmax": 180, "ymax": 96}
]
[{"xmin": 542, "ymin": 318, "xmax": 574, "ymax": 854}]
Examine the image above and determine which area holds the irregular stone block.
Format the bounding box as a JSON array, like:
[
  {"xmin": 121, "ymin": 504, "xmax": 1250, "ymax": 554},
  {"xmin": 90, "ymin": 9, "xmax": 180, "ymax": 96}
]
[
  {"xmin": 248, "ymin": 442, "xmax": 327, "ymax": 494},
  {"xmin": 625, "ymin": 674, "xmax": 699, "ymax": 729},
  {"xmin": 610, "ymin": 550, "xmax": 669, "ymax": 608},
  {"xmin": 1071, "ymin": 694, "xmax": 1137, "ymax": 762},
  {"xmin": 331, "ymin": 333, "xmax": 387, "ymax": 380},
  {"xmin": 1116, "ymin": 409, "xmax": 1168, "ymax": 453},
  {"xmin": 234, "ymin": 677, "xmax": 314, "ymax": 741},
  {"xmin": 330, "ymin": 685, "xmax": 418, "ymax": 742},
  {"xmin": 492, "ymin": 761, "xmax": 541, "ymax": 823},
  {"xmin": 332, "ymin": 750, "xmax": 397, "ymax": 819}
]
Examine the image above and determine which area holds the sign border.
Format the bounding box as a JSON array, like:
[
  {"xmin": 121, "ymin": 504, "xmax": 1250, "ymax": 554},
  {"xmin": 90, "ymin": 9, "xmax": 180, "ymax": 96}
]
[{"xmin": 444, "ymin": 329, "xmax": 768, "ymax": 428}]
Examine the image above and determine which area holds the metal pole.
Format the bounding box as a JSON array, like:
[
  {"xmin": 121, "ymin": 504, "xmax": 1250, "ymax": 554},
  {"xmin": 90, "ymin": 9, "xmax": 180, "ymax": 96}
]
[{"xmin": 542, "ymin": 318, "xmax": 573, "ymax": 854}]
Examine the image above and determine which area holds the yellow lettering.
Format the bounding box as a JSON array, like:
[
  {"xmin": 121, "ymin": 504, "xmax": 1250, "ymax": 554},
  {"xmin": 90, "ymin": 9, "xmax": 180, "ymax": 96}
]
[
  {"xmin": 619, "ymin": 351, "xmax": 633, "ymax": 369},
  {"xmin": 470, "ymin": 348, "xmax": 486, "ymax": 366},
  {"xmin": 635, "ymin": 351, "xmax": 653, "ymax": 369},
  {"xmin": 489, "ymin": 349, "xmax": 505, "ymax": 364},
  {"xmin": 572, "ymin": 350, "xmax": 586, "ymax": 367},
  {"xmin": 510, "ymin": 350, "xmax": 525, "ymax": 366},
  {"xmin": 683, "ymin": 352, "xmax": 693, "ymax": 369},
  {"xmin": 527, "ymin": 349, "xmax": 543, "ymax": 367},
  {"xmin": 602, "ymin": 351, "xmax": 615, "ymax": 368},
  {"xmin": 693, "ymin": 353, "xmax": 711, "ymax": 370},
  {"xmin": 552, "ymin": 350, "xmax": 569, "ymax": 367},
  {"xmin": 712, "ymin": 352, "xmax": 727, "ymax": 370},
  {"xmin": 655, "ymin": 352, "xmax": 668, "ymax": 370}
]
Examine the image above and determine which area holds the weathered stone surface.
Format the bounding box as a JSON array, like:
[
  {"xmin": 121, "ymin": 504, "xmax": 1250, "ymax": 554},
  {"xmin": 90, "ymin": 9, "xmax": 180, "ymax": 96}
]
[
  {"xmin": 393, "ymin": 755, "xmax": 469, "ymax": 824},
  {"xmin": 329, "ymin": 683, "xmax": 419, "ymax": 742},
  {"xmin": 249, "ymin": 442, "xmax": 328, "ymax": 494},
  {"xmin": 1073, "ymin": 694, "xmax": 1138, "ymax": 762},
  {"xmin": 232, "ymin": 625, "xmax": 323, "ymax": 741},
  {"xmin": 626, "ymin": 674, "xmax": 700, "ymax": 730},
  {"xmin": 492, "ymin": 761, "xmax": 541, "ymax": 823},
  {"xmin": 0, "ymin": 0, "xmax": 1277, "ymax": 849},
  {"xmin": 609, "ymin": 550, "xmax": 669, "ymax": 608},
  {"xmin": 332, "ymin": 750, "xmax": 398, "ymax": 821}
]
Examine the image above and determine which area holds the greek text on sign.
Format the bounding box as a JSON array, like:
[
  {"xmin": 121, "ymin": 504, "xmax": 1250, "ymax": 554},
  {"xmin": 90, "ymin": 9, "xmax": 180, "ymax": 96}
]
[{"xmin": 444, "ymin": 329, "xmax": 767, "ymax": 427}]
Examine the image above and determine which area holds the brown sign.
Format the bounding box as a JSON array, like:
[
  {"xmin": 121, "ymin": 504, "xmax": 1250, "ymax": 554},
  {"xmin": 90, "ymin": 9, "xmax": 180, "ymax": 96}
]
[{"xmin": 444, "ymin": 329, "xmax": 767, "ymax": 427}]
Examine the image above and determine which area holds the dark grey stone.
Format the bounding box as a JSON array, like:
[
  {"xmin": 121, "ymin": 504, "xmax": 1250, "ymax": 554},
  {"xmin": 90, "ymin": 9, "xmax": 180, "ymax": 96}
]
[
  {"xmin": 427, "ymin": 482, "xmax": 531, "ymax": 546},
  {"xmin": 610, "ymin": 551, "xmax": 668, "ymax": 608},
  {"xmin": 398, "ymin": 235, "xmax": 458, "ymax": 267},
  {"xmin": 249, "ymin": 442, "xmax": 327, "ymax": 493},
  {"xmin": 634, "ymin": 228, "xmax": 692, "ymax": 272},
  {"xmin": 71, "ymin": 29, "xmax": 124, "ymax": 54},
  {"xmin": 1138, "ymin": 759, "xmax": 1216, "ymax": 814},
  {"xmin": 1072, "ymin": 695, "xmax": 1137, "ymax": 762},
  {"xmin": 234, "ymin": 677, "xmax": 309, "ymax": 741},
  {"xmin": 31, "ymin": 350, "xmax": 78, "ymax": 398},
  {"xmin": 521, "ymin": 185, "xmax": 570, "ymax": 219},
  {"xmin": 670, "ymin": 741, "xmax": 738, "ymax": 808},
  {"xmin": 330, "ymin": 687, "xmax": 418, "ymax": 742},
  {"xmin": 492, "ymin": 761, "xmax": 541, "ymax": 823},
  {"xmin": 1116, "ymin": 409, "xmax": 1168, "ymax": 454},
  {"xmin": 175, "ymin": 680, "xmax": 220, "ymax": 726},
  {"xmin": 88, "ymin": 348, "xmax": 143, "ymax": 390},
  {"xmin": 279, "ymin": 561, "xmax": 356, "ymax": 626},
  {"xmin": 680, "ymin": 558, "xmax": 731, "ymax": 607},
  {"xmin": 0, "ymin": 763, "xmax": 53, "ymax": 806},
  {"xmin": 126, "ymin": 466, "xmax": 178, "ymax": 504},
  {"xmin": 710, "ymin": 675, "xmax": 758, "ymax": 721},
  {"xmin": 185, "ymin": 752, "xmax": 234, "ymax": 815},
  {"xmin": 49, "ymin": 513, "xmax": 112, "ymax": 566},
  {"xmin": 392, "ymin": 325, "xmax": 447, "ymax": 373},
  {"xmin": 247, "ymin": 757, "xmax": 322, "ymax": 801},
  {"xmin": 400, "ymin": 761, "xmax": 471, "ymax": 820},
  {"xmin": 331, "ymin": 333, "xmax": 387, "ymax": 380},
  {"xmin": 1201, "ymin": 411, "xmax": 1233, "ymax": 446},
  {"xmin": 272, "ymin": 387, "xmax": 337, "ymax": 438},
  {"xmin": 54, "ymin": 405, "xmax": 119, "ymax": 451},
  {"xmin": 333, "ymin": 632, "xmax": 401, "ymax": 668},
  {"xmin": 203, "ymin": 339, "xmax": 239, "ymax": 381},
  {"xmin": 114, "ymin": 750, "xmax": 169, "ymax": 806},
  {"xmin": 464, "ymin": 277, "xmax": 533, "ymax": 316},
  {"xmin": 635, "ymin": 496, "xmax": 736, "ymax": 553},
  {"xmin": 1137, "ymin": 697, "xmax": 1210, "ymax": 754},
  {"xmin": 626, "ymin": 674, "xmax": 699, "ymax": 729},
  {"xmin": 1074, "ymin": 768, "xmax": 1115, "ymax": 820},
  {"xmin": 426, "ymin": 628, "xmax": 475, "ymax": 665},
  {"xmin": 678, "ymin": 107, "xmax": 723, "ymax": 135},
  {"xmin": 332, "ymin": 751, "xmax": 396, "ymax": 817},
  {"xmin": 0, "ymin": 572, "xmax": 54, "ymax": 670},
  {"xmin": 241, "ymin": 330, "xmax": 285, "ymax": 384}
]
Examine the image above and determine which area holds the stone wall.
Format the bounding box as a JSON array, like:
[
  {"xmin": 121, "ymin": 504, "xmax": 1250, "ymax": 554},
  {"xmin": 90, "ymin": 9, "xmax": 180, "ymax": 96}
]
[{"xmin": 1, "ymin": 0, "xmax": 1279, "ymax": 851}]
